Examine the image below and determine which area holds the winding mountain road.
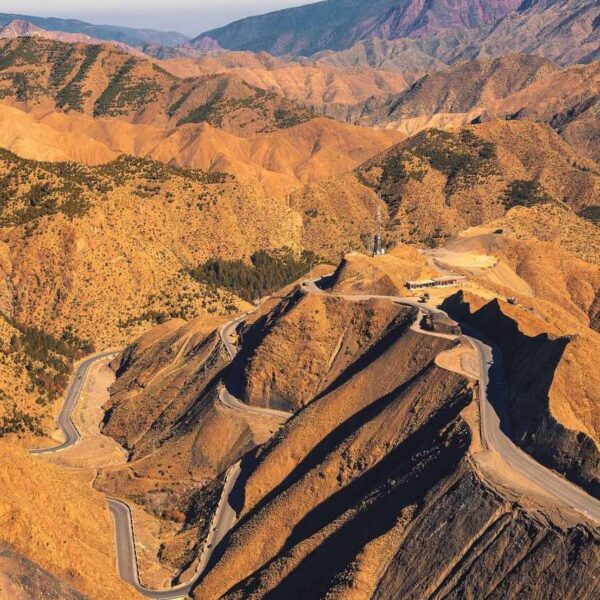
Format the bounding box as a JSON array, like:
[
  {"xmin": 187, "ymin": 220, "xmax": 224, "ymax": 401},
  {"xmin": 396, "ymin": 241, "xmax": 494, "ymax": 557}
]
[
  {"xmin": 29, "ymin": 351, "xmax": 118, "ymax": 455},
  {"xmin": 304, "ymin": 280, "xmax": 600, "ymax": 523},
  {"xmin": 30, "ymin": 310, "xmax": 291, "ymax": 598},
  {"xmin": 29, "ymin": 277, "xmax": 600, "ymax": 599}
]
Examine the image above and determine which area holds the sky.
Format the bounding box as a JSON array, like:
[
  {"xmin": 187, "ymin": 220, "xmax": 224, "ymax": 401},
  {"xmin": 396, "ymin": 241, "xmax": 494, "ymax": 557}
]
[{"xmin": 0, "ymin": 1, "xmax": 322, "ymax": 36}]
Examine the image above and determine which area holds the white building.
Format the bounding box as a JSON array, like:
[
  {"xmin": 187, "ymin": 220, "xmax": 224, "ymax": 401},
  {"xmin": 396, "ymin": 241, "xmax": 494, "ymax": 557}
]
[{"xmin": 405, "ymin": 275, "xmax": 466, "ymax": 291}]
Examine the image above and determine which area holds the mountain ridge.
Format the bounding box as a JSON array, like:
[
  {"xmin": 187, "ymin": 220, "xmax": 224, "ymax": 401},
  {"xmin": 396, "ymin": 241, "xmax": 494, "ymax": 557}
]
[
  {"xmin": 0, "ymin": 12, "xmax": 187, "ymax": 48},
  {"xmin": 193, "ymin": 0, "xmax": 521, "ymax": 56}
]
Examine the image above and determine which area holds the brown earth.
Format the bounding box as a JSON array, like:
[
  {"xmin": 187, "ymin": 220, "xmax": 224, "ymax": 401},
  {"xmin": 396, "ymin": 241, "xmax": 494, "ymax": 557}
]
[
  {"xmin": 190, "ymin": 296, "xmax": 600, "ymax": 598},
  {"xmin": 443, "ymin": 290, "xmax": 600, "ymax": 499},
  {"xmin": 159, "ymin": 51, "xmax": 410, "ymax": 108},
  {"xmin": 0, "ymin": 542, "xmax": 85, "ymax": 600},
  {"xmin": 0, "ymin": 103, "xmax": 403, "ymax": 197},
  {"xmin": 239, "ymin": 290, "xmax": 406, "ymax": 412},
  {"xmin": 0, "ymin": 441, "xmax": 142, "ymax": 599},
  {"xmin": 358, "ymin": 54, "xmax": 600, "ymax": 164},
  {"xmin": 95, "ymin": 315, "xmax": 279, "ymax": 580}
]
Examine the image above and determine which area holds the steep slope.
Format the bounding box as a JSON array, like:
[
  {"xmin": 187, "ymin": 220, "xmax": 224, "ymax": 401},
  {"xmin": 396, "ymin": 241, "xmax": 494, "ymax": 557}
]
[
  {"xmin": 315, "ymin": 0, "xmax": 600, "ymax": 69},
  {"xmin": 96, "ymin": 317, "xmax": 278, "ymax": 582},
  {"xmin": 0, "ymin": 38, "xmax": 315, "ymax": 136},
  {"xmin": 190, "ymin": 293, "xmax": 600, "ymax": 599},
  {"xmin": 443, "ymin": 290, "xmax": 600, "ymax": 498},
  {"xmin": 0, "ymin": 441, "xmax": 141, "ymax": 599},
  {"xmin": 0, "ymin": 543, "xmax": 85, "ymax": 600},
  {"xmin": 458, "ymin": 0, "xmax": 600, "ymax": 66},
  {"xmin": 358, "ymin": 54, "xmax": 600, "ymax": 163},
  {"xmin": 159, "ymin": 50, "xmax": 411, "ymax": 108},
  {"xmin": 0, "ymin": 19, "xmax": 145, "ymax": 57},
  {"xmin": 238, "ymin": 292, "xmax": 405, "ymax": 412},
  {"xmin": 193, "ymin": 0, "xmax": 521, "ymax": 56},
  {"xmin": 0, "ymin": 151, "xmax": 272, "ymax": 347}
]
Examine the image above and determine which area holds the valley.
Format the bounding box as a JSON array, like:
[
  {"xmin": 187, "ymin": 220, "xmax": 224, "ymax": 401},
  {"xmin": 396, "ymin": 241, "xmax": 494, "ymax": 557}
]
[{"xmin": 1, "ymin": 1, "xmax": 600, "ymax": 598}]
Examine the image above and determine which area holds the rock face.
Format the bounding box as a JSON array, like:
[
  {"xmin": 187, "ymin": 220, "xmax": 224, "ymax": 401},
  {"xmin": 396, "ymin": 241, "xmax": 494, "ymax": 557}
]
[
  {"xmin": 189, "ymin": 296, "xmax": 600, "ymax": 599},
  {"xmin": 192, "ymin": 0, "xmax": 520, "ymax": 56},
  {"xmin": 442, "ymin": 292, "xmax": 600, "ymax": 499},
  {"xmin": 315, "ymin": 0, "xmax": 600, "ymax": 68}
]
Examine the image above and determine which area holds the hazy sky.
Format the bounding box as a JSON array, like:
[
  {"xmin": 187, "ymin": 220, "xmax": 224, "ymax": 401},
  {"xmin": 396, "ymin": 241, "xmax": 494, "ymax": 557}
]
[{"xmin": 0, "ymin": 1, "xmax": 321, "ymax": 36}]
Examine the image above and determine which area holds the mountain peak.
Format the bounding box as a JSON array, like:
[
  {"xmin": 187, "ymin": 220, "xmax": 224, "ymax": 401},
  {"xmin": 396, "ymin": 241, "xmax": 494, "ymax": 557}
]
[
  {"xmin": 0, "ymin": 19, "xmax": 46, "ymax": 38},
  {"xmin": 192, "ymin": 0, "xmax": 522, "ymax": 56}
]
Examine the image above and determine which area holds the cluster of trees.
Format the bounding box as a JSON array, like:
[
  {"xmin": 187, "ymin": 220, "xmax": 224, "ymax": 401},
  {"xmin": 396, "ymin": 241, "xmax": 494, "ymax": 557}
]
[
  {"xmin": 189, "ymin": 249, "xmax": 318, "ymax": 301},
  {"xmin": 6, "ymin": 317, "xmax": 93, "ymax": 404},
  {"xmin": 406, "ymin": 129, "xmax": 498, "ymax": 195},
  {"xmin": 578, "ymin": 206, "xmax": 600, "ymax": 224},
  {"xmin": 55, "ymin": 44, "xmax": 102, "ymax": 112},
  {"xmin": 0, "ymin": 406, "xmax": 43, "ymax": 437},
  {"xmin": 504, "ymin": 179, "xmax": 551, "ymax": 210}
]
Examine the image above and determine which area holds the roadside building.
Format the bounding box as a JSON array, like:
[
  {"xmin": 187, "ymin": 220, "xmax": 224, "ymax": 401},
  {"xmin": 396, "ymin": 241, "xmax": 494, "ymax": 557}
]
[{"xmin": 405, "ymin": 275, "xmax": 466, "ymax": 291}]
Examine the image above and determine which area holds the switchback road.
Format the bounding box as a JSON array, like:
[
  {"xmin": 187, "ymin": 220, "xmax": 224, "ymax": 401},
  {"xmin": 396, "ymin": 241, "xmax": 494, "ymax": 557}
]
[
  {"xmin": 30, "ymin": 278, "xmax": 600, "ymax": 599},
  {"xmin": 304, "ymin": 279, "xmax": 600, "ymax": 523},
  {"xmin": 30, "ymin": 351, "xmax": 118, "ymax": 455}
]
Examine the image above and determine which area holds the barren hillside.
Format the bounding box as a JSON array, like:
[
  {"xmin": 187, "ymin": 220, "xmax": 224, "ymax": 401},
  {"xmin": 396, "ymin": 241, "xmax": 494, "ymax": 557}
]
[
  {"xmin": 187, "ymin": 287, "xmax": 600, "ymax": 599},
  {"xmin": 0, "ymin": 441, "xmax": 142, "ymax": 599},
  {"xmin": 296, "ymin": 120, "xmax": 600, "ymax": 253},
  {"xmin": 358, "ymin": 54, "xmax": 600, "ymax": 163}
]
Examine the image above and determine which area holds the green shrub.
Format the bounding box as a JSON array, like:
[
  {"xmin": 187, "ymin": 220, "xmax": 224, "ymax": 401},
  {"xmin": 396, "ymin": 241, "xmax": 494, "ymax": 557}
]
[
  {"xmin": 56, "ymin": 44, "xmax": 102, "ymax": 112},
  {"xmin": 578, "ymin": 206, "xmax": 600, "ymax": 225},
  {"xmin": 503, "ymin": 180, "xmax": 552, "ymax": 210}
]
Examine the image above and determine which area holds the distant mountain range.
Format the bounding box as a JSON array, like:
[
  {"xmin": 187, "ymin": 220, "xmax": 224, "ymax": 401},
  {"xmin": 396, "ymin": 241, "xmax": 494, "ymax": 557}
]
[
  {"xmin": 192, "ymin": 0, "xmax": 522, "ymax": 55},
  {"xmin": 0, "ymin": 13, "xmax": 188, "ymax": 49},
  {"xmin": 2, "ymin": 1, "xmax": 598, "ymax": 69},
  {"xmin": 193, "ymin": 0, "xmax": 600, "ymax": 66}
]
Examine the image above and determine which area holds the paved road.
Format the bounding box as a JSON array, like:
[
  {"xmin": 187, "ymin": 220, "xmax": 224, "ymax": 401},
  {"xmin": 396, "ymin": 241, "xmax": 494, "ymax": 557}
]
[
  {"xmin": 29, "ymin": 351, "xmax": 118, "ymax": 455},
  {"xmin": 218, "ymin": 315, "xmax": 292, "ymax": 420},
  {"xmin": 470, "ymin": 336, "xmax": 600, "ymax": 522},
  {"xmin": 304, "ymin": 279, "xmax": 600, "ymax": 523},
  {"xmin": 105, "ymin": 312, "xmax": 291, "ymax": 598},
  {"xmin": 28, "ymin": 311, "xmax": 291, "ymax": 598},
  {"xmin": 30, "ymin": 279, "xmax": 600, "ymax": 599}
]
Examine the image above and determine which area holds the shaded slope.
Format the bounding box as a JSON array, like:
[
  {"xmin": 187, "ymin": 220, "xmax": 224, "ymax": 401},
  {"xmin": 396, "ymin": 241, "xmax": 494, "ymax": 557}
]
[
  {"xmin": 193, "ymin": 0, "xmax": 520, "ymax": 56},
  {"xmin": 97, "ymin": 316, "xmax": 278, "ymax": 581},
  {"xmin": 191, "ymin": 299, "xmax": 600, "ymax": 598},
  {"xmin": 442, "ymin": 292, "xmax": 600, "ymax": 498}
]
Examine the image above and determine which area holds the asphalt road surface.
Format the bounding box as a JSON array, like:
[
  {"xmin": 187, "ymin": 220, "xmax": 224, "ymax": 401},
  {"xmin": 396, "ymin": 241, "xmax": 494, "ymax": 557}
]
[
  {"xmin": 305, "ymin": 279, "xmax": 600, "ymax": 523},
  {"xmin": 30, "ymin": 279, "xmax": 600, "ymax": 599},
  {"xmin": 29, "ymin": 351, "xmax": 118, "ymax": 455}
]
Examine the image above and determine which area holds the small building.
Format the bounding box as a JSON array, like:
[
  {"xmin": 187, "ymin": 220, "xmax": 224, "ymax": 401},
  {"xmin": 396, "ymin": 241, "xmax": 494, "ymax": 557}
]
[{"xmin": 405, "ymin": 275, "xmax": 466, "ymax": 291}]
